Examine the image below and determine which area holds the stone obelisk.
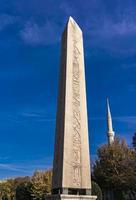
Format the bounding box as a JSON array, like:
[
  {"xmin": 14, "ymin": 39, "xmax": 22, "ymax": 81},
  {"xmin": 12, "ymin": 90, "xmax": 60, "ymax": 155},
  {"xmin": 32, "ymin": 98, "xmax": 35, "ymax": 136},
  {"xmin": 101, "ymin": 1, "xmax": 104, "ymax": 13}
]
[
  {"xmin": 46, "ymin": 17, "xmax": 97, "ymax": 200},
  {"xmin": 107, "ymin": 98, "xmax": 115, "ymax": 145}
]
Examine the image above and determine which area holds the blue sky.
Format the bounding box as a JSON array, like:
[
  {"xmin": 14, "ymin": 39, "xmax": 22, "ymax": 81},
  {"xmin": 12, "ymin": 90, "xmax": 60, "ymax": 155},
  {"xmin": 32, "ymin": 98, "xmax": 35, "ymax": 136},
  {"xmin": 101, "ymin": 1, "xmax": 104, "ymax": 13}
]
[{"xmin": 0, "ymin": 0, "xmax": 136, "ymax": 179}]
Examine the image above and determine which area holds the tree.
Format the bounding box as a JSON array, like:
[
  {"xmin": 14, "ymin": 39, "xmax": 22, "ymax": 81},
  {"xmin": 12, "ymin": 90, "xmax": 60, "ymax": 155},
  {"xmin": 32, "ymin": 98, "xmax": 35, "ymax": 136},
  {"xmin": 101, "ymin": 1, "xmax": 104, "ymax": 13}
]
[
  {"xmin": 0, "ymin": 171, "xmax": 52, "ymax": 200},
  {"xmin": 15, "ymin": 177, "xmax": 32, "ymax": 200},
  {"xmin": 0, "ymin": 179, "xmax": 15, "ymax": 200},
  {"xmin": 16, "ymin": 182, "xmax": 32, "ymax": 200},
  {"xmin": 92, "ymin": 181, "xmax": 102, "ymax": 200},
  {"xmin": 93, "ymin": 137, "xmax": 136, "ymax": 199},
  {"xmin": 30, "ymin": 170, "xmax": 52, "ymax": 200},
  {"xmin": 132, "ymin": 133, "xmax": 136, "ymax": 150}
]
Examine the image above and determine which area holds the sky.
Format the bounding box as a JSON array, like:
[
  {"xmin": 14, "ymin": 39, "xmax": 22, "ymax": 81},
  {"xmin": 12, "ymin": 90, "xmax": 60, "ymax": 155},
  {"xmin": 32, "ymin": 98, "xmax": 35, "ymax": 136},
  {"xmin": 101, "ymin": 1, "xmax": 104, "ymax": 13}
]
[{"xmin": 0, "ymin": 0, "xmax": 136, "ymax": 179}]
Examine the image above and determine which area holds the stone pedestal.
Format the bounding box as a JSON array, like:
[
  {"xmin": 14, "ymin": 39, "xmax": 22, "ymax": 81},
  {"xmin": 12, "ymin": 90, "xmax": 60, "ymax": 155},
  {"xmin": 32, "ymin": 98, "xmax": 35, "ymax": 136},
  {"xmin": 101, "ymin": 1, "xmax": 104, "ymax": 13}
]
[{"xmin": 45, "ymin": 195, "xmax": 97, "ymax": 200}]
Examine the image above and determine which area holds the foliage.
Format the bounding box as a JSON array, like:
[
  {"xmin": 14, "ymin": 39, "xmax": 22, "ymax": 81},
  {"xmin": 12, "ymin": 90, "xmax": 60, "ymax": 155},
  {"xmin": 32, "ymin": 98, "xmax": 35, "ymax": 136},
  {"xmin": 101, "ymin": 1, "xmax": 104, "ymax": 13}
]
[
  {"xmin": 0, "ymin": 170, "xmax": 52, "ymax": 200},
  {"xmin": 30, "ymin": 170, "xmax": 52, "ymax": 200},
  {"xmin": 0, "ymin": 179, "xmax": 15, "ymax": 200},
  {"xmin": 1, "ymin": 136, "xmax": 136, "ymax": 200},
  {"xmin": 92, "ymin": 181, "xmax": 102, "ymax": 200},
  {"xmin": 93, "ymin": 137, "xmax": 136, "ymax": 199},
  {"xmin": 132, "ymin": 133, "xmax": 136, "ymax": 150},
  {"xmin": 15, "ymin": 178, "xmax": 32, "ymax": 200}
]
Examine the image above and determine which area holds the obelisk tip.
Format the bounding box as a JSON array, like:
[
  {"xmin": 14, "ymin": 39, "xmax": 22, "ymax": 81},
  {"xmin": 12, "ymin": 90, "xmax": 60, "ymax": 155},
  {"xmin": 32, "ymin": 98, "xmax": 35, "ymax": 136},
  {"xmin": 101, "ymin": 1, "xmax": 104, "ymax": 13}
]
[{"xmin": 67, "ymin": 16, "xmax": 82, "ymax": 33}]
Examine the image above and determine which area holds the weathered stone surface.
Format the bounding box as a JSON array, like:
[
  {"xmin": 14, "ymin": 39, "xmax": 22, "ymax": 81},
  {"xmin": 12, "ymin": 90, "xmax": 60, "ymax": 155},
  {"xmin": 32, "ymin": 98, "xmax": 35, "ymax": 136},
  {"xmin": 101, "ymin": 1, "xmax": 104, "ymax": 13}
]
[
  {"xmin": 46, "ymin": 16, "xmax": 97, "ymax": 200},
  {"xmin": 52, "ymin": 16, "xmax": 91, "ymax": 191},
  {"xmin": 46, "ymin": 195, "xmax": 97, "ymax": 200}
]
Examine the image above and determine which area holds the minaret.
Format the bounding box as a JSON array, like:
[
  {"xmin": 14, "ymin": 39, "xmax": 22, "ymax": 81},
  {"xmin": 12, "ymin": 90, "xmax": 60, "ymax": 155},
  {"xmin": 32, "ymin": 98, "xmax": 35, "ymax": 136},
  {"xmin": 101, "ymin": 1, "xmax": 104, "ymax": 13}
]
[{"xmin": 107, "ymin": 98, "xmax": 115, "ymax": 145}]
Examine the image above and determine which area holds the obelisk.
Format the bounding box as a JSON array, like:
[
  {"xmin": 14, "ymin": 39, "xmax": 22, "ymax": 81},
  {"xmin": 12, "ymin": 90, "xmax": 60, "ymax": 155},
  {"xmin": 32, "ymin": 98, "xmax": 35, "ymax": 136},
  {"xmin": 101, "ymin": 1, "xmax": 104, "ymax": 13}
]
[{"xmin": 46, "ymin": 17, "xmax": 97, "ymax": 200}]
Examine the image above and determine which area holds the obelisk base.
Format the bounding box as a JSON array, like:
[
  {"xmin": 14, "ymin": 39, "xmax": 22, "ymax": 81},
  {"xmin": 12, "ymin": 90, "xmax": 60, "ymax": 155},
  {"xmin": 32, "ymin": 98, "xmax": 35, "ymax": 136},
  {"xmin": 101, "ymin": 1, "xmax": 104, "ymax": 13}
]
[{"xmin": 45, "ymin": 194, "xmax": 97, "ymax": 200}]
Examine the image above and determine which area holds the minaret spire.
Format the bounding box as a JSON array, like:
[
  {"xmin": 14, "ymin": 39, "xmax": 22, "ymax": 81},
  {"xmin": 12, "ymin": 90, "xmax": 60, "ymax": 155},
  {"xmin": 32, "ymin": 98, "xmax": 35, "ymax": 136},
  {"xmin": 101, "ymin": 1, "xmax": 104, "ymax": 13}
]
[{"xmin": 107, "ymin": 98, "xmax": 115, "ymax": 145}]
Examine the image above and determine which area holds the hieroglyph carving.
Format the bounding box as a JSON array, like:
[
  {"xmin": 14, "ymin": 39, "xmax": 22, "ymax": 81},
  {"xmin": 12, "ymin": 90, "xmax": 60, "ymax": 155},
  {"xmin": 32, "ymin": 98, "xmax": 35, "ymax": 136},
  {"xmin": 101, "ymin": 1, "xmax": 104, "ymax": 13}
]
[{"xmin": 72, "ymin": 24, "xmax": 82, "ymax": 187}]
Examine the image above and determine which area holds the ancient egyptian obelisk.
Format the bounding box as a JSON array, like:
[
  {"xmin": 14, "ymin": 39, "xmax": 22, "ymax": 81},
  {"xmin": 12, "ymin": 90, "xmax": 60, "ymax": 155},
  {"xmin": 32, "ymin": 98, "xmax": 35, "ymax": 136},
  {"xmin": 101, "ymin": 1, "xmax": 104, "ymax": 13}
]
[{"xmin": 46, "ymin": 17, "xmax": 97, "ymax": 200}]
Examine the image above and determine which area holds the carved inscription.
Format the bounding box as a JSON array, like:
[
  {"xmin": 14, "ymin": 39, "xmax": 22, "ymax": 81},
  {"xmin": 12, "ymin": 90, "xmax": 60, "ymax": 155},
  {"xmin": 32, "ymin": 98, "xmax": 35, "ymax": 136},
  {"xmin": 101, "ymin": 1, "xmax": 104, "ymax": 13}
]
[{"xmin": 72, "ymin": 24, "xmax": 82, "ymax": 186}]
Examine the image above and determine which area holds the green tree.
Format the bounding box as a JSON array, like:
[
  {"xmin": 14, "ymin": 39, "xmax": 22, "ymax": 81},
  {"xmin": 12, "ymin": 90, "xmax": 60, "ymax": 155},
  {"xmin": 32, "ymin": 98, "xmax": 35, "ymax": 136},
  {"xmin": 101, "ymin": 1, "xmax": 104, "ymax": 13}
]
[
  {"xmin": 16, "ymin": 182, "xmax": 32, "ymax": 200},
  {"xmin": 132, "ymin": 133, "xmax": 136, "ymax": 150},
  {"xmin": 92, "ymin": 181, "xmax": 102, "ymax": 200},
  {"xmin": 93, "ymin": 137, "xmax": 136, "ymax": 199}
]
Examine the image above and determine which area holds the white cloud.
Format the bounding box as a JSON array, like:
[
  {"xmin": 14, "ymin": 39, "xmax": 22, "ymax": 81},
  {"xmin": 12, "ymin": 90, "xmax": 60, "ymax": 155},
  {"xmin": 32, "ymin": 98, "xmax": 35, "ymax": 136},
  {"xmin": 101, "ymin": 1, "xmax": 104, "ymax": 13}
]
[
  {"xmin": 113, "ymin": 19, "xmax": 136, "ymax": 35},
  {"xmin": 60, "ymin": 1, "xmax": 76, "ymax": 16},
  {"xmin": 84, "ymin": 7, "xmax": 136, "ymax": 56},
  {"xmin": 89, "ymin": 116, "xmax": 136, "ymax": 125},
  {"xmin": 0, "ymin": 14, "xmax": 16, "ymax": 31},
  {"xmin": 0, "ymin": 163, "xmax": 28, "ymax": 173},
  {"xmin": 114, "ymin": 116, "xmax": 136, "ymax": 125},
  {"xmin": 20, "ymin": 20, "xmax": 61, "ymax": 45},
  {"xmin": 0, "ymin": 156, "xmax": 53, "ymax": 178}
]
